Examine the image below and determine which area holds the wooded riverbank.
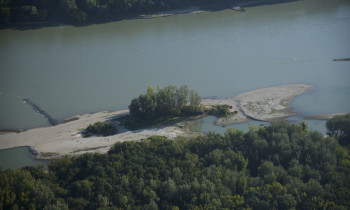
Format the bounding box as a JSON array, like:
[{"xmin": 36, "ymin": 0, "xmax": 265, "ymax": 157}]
[{"xmin": 0, "ymin": 0, "xmax": 300, "ymax": 29}]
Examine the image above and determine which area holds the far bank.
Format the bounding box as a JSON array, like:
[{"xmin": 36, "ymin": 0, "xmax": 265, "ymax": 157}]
[{"xmin": 1, "ymin": 0, "xmax": 300, "ymax": 29}]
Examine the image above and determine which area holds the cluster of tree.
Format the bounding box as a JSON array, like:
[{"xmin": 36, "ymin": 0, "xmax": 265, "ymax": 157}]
[
  {"xmin": 129, "ymin": 85, "xmax": 202, "ymax": 121},
  {"xmin": 326, "ymin": 113, "xmax": 350, "ymax": 147},
  {"xmin": 1, "ymin": 0, "xmax": 243, "ymax": 25},
  {"xmin": 82, "ymin": 121, "xmax": 118, "ymax": 137},
  {"xmin": 1, "ymin": 119, "xmax": 349, "ymax": 209}
]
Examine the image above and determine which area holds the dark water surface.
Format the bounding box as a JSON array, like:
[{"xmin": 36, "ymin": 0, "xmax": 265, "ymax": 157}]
[{"xmin": 0, "ymin": 0, "xmax": 349, "ymax": 130}]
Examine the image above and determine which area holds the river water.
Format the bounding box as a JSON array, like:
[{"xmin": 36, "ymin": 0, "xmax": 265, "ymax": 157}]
[
  {"xmin": 0, "ymin": 147, "xmax": 49, "ymax": 170},
  {"xmin": 0, "ymin": 0, "xmax": 349, "ymax": 168}
]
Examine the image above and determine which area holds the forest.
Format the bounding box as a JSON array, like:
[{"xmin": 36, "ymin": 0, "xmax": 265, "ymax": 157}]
[
  {"xmin": 1, "ymin": 114, "xmax": 349, "ymax": 209},
  {"xmin": 1, "ymin": 0, "xmax": 252, "ymax": 25}
]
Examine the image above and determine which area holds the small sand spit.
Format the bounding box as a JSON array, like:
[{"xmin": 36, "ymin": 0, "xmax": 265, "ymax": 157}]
[{"xmin": 203, "ymin": 84, "xmax": 313, "ymax": 124}]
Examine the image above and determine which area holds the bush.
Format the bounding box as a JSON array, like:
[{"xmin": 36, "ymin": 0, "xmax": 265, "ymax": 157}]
[
  {"xmin": 206, "ymin": 105, "xmax": 233, "ymax": 118},
  {"xmin": 82, "ymin": 121, "xmax": 117, "ymax": 137},
  {"xmin": 326, "ymin": 113, "xmax": 350, "ymax": 146}
]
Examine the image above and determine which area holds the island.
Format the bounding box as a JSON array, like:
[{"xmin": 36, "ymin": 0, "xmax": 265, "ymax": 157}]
[{"xmin": 0, "ymin": 83, "xmax": 320, "ymax": 159}]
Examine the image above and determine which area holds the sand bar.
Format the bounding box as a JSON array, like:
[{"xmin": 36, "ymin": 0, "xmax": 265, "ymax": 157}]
[
  {"xmin": 203, "ymin": 84, "xmax": 313, "ymax": 124},
  {"xmin": 0, "ymin": 110, "xmax": 189, "ymax": 159},
  {"xmin": 0, "ymin": 84, "xmax": 312, "ymax": 159}
]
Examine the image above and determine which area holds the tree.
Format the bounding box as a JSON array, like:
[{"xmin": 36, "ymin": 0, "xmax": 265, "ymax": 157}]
[
  {"xmin": 2, "ymin": 121, "xmax": 350, "ymax": 209},
  {"xmin": 59, "ymin": 0, "xmax": 78, "ymax": 13},
  {"xmin": 127, "ymin": 85, "xmax": 202, "ymax": 122},
  {"xmin": 189, "ymin": 89, "xmax": 201, "ymax": 112},
  {"xmin": 326, "ymin": 113, "xmax": 350, "ymax": 146},
  {"xmin": 176, "ymin": 85, "xmax": 189, "ymax": 107},
  {"xmin": 129, "ymin": 98, "xmax": 141, "ymax": 117},
  {"xmin": 33, "ymin": 180, "xmax": 56, "ymax": 209}
]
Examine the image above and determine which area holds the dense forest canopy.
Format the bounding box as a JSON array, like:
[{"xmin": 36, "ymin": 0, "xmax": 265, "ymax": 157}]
[
  {"xmin": 1, "ymin": 0, "xmax": 256, "ymax": 25},
  {"xmin": 1, "ymin": 118, "xmax": 350, "ymax": 209}
]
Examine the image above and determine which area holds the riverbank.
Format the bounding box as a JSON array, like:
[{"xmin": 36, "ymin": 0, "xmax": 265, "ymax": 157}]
[
  {"xmin": 141, "ymin": 7, "xmax": 204, "ymax": 19},
  {"xmin": 0, "ymin": 84, "xmax": 316, "ymax": 159},
  {"xmin": 1, "ymin": 0, "xmax": 299, "ymax": 30}
]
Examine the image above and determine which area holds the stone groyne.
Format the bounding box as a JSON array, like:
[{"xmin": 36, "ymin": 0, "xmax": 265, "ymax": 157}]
[{"xmin": 23, "ymin": 98, "xmax": 58, "ymax": 126}]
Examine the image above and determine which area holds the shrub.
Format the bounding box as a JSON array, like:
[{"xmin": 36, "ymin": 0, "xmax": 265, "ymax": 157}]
[
  {"xmin": 82, "ymin": 121, "xmax": 117, "ymax": 137},
  {"xmin": 206, "ymin": 105, "xmax": 233, "ymax": 118}
]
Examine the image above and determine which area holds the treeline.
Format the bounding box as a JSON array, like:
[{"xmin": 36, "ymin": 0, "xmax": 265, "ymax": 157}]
[
  {"xmin": 1, "ymin": 119, "xmax": 350, "ymax": 209},
  {"xmin": 0, "ymin": 0, "xmax": 237, "ymax": 25},
  {"xmin": 129, "ymin": 85, "xmax": 202, "ymax": 121}
]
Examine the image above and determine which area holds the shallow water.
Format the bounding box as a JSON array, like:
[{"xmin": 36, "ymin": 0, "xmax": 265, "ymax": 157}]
[
  {"xmin": 0, "ymin": 147, "xmax": 49, "ymax": 170},
  {"xmin": 189, "ymin": 115, "xmax": 327, "ymax": 136},
  {"xmin": 190, "ymin": 116, "xmax": 269, "ymax": 135}
]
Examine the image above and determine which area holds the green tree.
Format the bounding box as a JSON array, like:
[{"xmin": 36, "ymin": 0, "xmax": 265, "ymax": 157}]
[
  {"xmin": 176, "ymin": 85, "xmax": 189, "ymax": 107},
  {"xmin": 326, "ymin": 113, "xmax": 350, "ymax": 146},
  {"xmin": 189, "ymin": 89, "xmax": 201, "ymax": 112}
]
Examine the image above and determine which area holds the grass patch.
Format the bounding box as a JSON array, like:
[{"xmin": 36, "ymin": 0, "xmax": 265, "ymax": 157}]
[
  {"xmin": 40, "ymin": 152, "xmax": 59, "ymax": 158},
  {"xmin": 73, "ymin": 146, "xmax": 109, "ymax": 153}
]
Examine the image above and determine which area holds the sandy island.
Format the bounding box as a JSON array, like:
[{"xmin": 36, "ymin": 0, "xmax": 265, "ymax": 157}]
[{"xmin": 0, "ymin": 84, "xmax": 314, "ymax": 159}]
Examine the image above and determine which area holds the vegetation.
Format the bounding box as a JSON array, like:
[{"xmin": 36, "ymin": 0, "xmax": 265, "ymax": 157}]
[
  {"xmin": 326, "ymin": 113, "xmax": 350, "ymax": 147},
  {"xmin": 120, "ymin": 85, "xmax": 202, "ymax": 129},
  {"xmin": 0, "ymin": 0, "xmax": 246, "ymax": 25},
  {"xmin": 82, "ymin": 121, "xmax": 117, "ymax": 137},
  {"xmin": 1, "ymin": 120, "xmax": 350, "ymax": 209},
  {"xmin": 205, "ymin": 104, "xmax": 235, "ymax": 118}
]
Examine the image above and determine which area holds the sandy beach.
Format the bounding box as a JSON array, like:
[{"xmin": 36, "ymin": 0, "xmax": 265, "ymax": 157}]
[{"xmin": 0, "ymin": 84, "xmax": 313, "ymax": 159}]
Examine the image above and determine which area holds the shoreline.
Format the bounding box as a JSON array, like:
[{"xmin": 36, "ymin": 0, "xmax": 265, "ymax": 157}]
[
  {"xmin": 0, "ymin": 83, "xmax": 334, "ymax": 159},
  {"xmin": 2, "ymin": 0, "xmax": 300, "ymax": 30},
  {"xmin": 303, "ymin": 113, "xmax": 347, "ymax": 120}
]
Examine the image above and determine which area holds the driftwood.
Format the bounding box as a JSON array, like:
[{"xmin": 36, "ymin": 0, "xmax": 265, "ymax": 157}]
[{"xmin": 333, "ymin": 58, "xmax": 350, "ymax": 61}]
